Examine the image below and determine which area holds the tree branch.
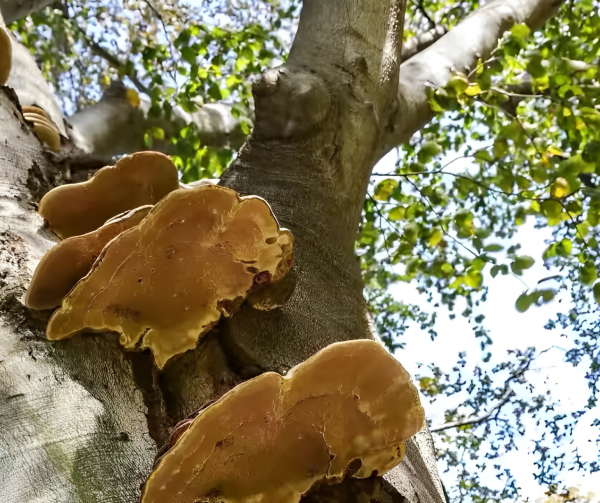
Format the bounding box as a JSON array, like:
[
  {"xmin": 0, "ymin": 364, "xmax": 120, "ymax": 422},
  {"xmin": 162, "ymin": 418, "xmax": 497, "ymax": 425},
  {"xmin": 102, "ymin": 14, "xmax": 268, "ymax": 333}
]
[
  {"xmin": 68, "ymin": 83, "xmax": 245, "ymax": 160},
  {"xmin": 430, "ymin": 386, "xmax": 514, "ymax": 433},
  {"xmin": 401, "ymin": 25, "xmax": 447, "ymax": 62},
  {"xmin": 71, "ymin": 24, "xmax": 151, "ymax": 96},
  {"xmin": 380, "ymin": 0, "xmax": 565, "ymax": 158},
  {"xmin": 415, "ymin": 0, "xmax": 436, "ymax": 29},
  {"xmin": 0, "ymin": 0, "xmax": 55, "ymax": 24}
]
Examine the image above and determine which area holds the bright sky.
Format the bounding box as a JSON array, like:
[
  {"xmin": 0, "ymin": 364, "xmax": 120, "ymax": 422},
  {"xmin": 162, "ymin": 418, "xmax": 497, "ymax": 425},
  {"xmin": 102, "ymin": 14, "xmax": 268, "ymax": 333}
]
[{"xmin": 374, "ymin": 150, "xmax": 600, "ymax": 500}]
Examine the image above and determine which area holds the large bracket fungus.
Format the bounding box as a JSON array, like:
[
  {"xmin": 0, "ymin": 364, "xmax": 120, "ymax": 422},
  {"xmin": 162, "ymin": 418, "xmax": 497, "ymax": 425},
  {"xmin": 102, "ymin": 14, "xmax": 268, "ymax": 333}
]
[
  {"xmin": 140, "ymin": 339, "xmax": 425, "ymax": 503},
  {"xmin": 46, "ymin": 185, "xmax": 294, "ymax": 368},
  {"xmin": 0, "ymin": 27, "xmax": 11, "ymax": 85},
  {"xmin": 38, "ymin": 151, "xmax": 180, "ymax": 239},
  {"xmin": 25, "ymin": 205, "xmax": 153, "ymax": 310}
]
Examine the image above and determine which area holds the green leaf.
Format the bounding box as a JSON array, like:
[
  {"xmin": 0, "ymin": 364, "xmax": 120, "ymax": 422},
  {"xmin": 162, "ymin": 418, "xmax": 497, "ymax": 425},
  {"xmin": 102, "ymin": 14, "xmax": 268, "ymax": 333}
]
[
  {"xmin": 464, "ymin": 83, "xmax": 482, "ymax": 96},
  {"xmin": 484, "ymin": 244, "xmax": 503, "ymax": 252},
  {"xmin": 511, "ymin": 23, "xmax": 531, "ymax": 39},
  {"xmin": 515, "ymin": 293, "xmax": 532, "ymax": 312},
  {"xmin": 374, "ymin": 179, "xmax": 399, "ymax": 201},
  {"xmin": 465, "ymin": 268, "xmax": 483, "ymax": 288},
  {"xmin": 594, "ymin": 282, "xmax": 600, "ymax": 304},
  {"xmin": 581, "ymin": 261, "xmax": 598, "ymax": 285},
  {"xmin": 511, "ymin": 256, "xmax": 535, "ymax": 275},
  {"xmin": 429, "ymin": 228, "xmax": 443, "ymax": 247},
  {"xmin": 447, "ymin": 73, "xmax": 470, "ymax": 94},
  {"xmin": 388, "ymin": 206, "xmax": 406, "ymax": 221},
  {"xmin": 417, "ymin": 141, "xmax": 441, "ymax": 164}
]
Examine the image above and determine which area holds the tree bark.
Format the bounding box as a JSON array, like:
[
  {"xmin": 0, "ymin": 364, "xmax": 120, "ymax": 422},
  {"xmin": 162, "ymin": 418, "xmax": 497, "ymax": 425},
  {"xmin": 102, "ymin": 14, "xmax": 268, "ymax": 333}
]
[
  {"xmin": 0, "ymin": 0, "xmax": 55, "ymax": 24},
  {"xmin": 68, "ymin": 88, "xmax": 246, "ymax": 161}
]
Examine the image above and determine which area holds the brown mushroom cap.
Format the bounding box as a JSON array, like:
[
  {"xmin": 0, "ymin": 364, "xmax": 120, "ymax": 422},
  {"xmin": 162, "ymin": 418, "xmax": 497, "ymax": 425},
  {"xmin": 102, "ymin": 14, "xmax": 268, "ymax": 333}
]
[
  {"xmin": 25, "ymin": 205, "xmax": 152, "ymax": 310},
  {"xmin": 0, "ymin": 27, "xmax": 11, "ymax": 85},
  {"xmin": 46, "ymin": 185, "xmax": 294, "ymax": 368},
  {"xmin": 38, "ymin": 151, "xmax": 180, "ymax": 239},
  {"xmin": 23, "ymin": 110, "xmax": 62, "ymax": 152},
  {"xmin": 22, "ymin": 105, "xmax": 51, "ymax": 120},
  {"xmin": 139, "ymin": 339, "xmax": 425, "ymax": 503}
]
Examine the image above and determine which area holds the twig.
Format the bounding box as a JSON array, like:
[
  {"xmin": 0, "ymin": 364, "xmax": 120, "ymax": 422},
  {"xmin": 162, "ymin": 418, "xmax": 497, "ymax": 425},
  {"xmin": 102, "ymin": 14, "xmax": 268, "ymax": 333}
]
[
  {"xmin": 70, "ymin": 23, "xmax": 151, "ymax": 95},
  {"xmin": 430, "ymin": 386, "xmax": 513, "ymax": 432},
  {"xmin": 404, "ymin": 176, "xmax": 479, "ymax": 257},
  {"xmin": 143, "ymin": 0, "xmax": 179, "ymax": 90},
  {"xmin": 416, "ymin": 0, "xmax": 436, "ymax": 29}
]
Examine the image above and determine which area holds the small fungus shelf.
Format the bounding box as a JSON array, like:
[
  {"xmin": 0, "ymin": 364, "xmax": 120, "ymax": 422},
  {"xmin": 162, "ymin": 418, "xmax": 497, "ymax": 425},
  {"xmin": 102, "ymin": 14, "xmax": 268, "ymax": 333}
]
[{"xmin": 38, "ymin": 151, "xmax": 180, "ymax": 239}]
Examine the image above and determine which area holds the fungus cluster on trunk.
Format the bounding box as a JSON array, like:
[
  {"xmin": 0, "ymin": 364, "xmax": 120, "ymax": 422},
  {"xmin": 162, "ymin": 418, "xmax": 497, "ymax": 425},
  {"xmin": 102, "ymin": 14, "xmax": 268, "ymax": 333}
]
[
  {"xmin": 25, "ymin": 205, "xmax": 153, "ymax": 310},
  {"xmin": 0, "ymin": 28, "xmax": 63, "ymax": 151},
  {"xmin": 140, "ymin": 340, "xmax": 424, "ymax": 503},
  {"xmin": 27, "ymin": 151, "xmax": 294, "ymax": 368},
  {"xmin": 26, "ymin": 151, "xmax": 425, "ymax": 500}
]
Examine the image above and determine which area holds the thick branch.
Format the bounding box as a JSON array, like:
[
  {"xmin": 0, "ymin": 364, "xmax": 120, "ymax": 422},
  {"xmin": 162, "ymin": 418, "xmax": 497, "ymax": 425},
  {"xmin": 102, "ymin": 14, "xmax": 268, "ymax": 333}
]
[
  {"xmin": 401, "ymin": 25, "xmax": 446, "ymax": 62},
  {"xmin": 430, "ymin": 387, "xmax": 513, "ymax": 433},
  {"xmin": 381, "ymin": 0, "xmax": 564, "ymax": 156},
  {"xmin": 67, "ymin": 83, "xmax": 245, "ymax": 161},
  {"xmin": 6, "ymin": 30, "xmax": 68, "ymax": 137},
  {"xmin": 0, "ymin": 0, "xmax": 55, "ymax": 23}
]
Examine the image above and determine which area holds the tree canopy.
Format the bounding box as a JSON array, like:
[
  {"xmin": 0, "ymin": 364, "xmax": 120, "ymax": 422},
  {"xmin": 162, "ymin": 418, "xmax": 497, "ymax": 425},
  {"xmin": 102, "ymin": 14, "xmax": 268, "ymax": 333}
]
[{"xmin": 6, "ymin": 0, "xmax": 600, "ymax": 500}]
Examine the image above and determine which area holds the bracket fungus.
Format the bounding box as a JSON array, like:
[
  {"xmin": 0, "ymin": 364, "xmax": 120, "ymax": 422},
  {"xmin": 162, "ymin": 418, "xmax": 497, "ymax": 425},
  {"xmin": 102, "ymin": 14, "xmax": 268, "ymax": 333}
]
[
  {"xmin": 46, "ymin": 185, "xmax": 294, "ymax": 368},
  {"xmin": 140, "ymin": 339, "xmax": 425, "ymax": 503},
  {"xmin": 38, "ymin": 151, "xmax": 179, "ymax": 239},
  {"xmin": 0, "ymin": 27, "xmax": 11, "ymax": 85},
  {"xmin": 25, "ymin": 205, "xmax": 152, "ymax": 310},
  {"xmin": 22, "ymin": 105, "xmax": 62, "ymax": 152}
]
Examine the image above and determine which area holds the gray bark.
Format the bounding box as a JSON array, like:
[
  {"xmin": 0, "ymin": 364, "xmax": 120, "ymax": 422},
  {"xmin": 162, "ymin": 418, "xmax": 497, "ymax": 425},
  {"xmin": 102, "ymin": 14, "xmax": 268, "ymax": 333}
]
[
  {"xmin": 0, "ymin": 0, "xmax": 55, "ymax": 24},
  {"xmin": 68, "ymin": 84, "xmax": 246, "ymax": 160},
  {"xmin": 6, "ymin": 30, "xmax": 68, "ymax": 137}
]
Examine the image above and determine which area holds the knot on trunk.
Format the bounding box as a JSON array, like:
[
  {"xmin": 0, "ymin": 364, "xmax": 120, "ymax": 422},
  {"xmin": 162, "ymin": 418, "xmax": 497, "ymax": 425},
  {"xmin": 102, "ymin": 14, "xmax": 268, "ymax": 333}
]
[{"xmin": 252, "ymin": 66, "xmax": 331, "ymax": 140}]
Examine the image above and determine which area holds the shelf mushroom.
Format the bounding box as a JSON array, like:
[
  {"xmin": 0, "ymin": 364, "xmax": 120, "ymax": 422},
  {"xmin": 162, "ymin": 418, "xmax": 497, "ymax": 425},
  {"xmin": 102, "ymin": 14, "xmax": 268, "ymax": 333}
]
[
  {"xmin": 0, "ymin": 27, "xmax": 11, "ymax": 85},
  {"xmin": 38, "ymin": 151, "xmax": 179, "ymax": 239},
  {"xmin": 25, "ymin": 205, "xmax": 152, "ymax": 310},
  {"xmin": 140, "ymin": 339, "xmax": 425, "ymax": 503},
  {"xmin": 46, "ymin": 184, "xmax": 294, "ymax": 368},
  {"xmin": 22, "ymin": 105, "xmax": 62, "ymax": 152}
]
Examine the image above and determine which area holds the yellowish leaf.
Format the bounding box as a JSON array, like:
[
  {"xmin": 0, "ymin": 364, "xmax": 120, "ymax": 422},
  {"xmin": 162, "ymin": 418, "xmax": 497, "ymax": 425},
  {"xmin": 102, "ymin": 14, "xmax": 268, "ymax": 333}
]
[
  {"xmin": 126, "ymin": 88, "xmax": 141, "ymax": 108},
  {"xmin": 548, "ymin": 146, "xmax": 564, "ymax": 157},
  {"xmin": 551, "ymin": 177, "xmax": 569, "ymax": 198},
  {"xmin": 464, "ymin": 83, "xmax": 482, "ymax": 96},
  {"xmin": 429, "ymin": 228, "xmax": 443, "ymax": 247}
]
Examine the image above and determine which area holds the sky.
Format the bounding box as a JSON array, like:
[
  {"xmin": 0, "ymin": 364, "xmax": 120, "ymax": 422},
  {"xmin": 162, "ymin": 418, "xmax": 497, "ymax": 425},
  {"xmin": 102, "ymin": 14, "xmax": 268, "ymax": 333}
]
[{"xmin": 374, "ymin": 149, "xmax": 600, "ymax": 500}]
